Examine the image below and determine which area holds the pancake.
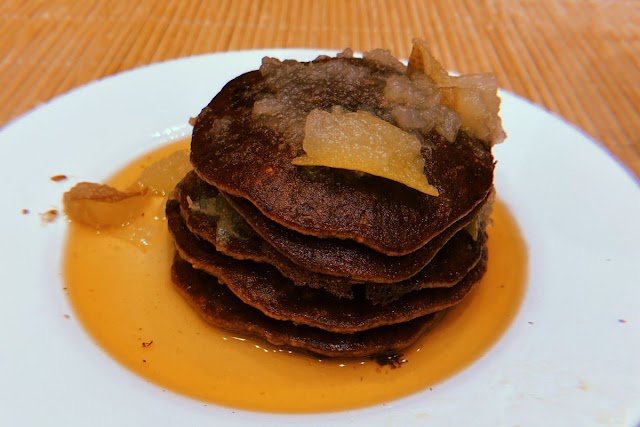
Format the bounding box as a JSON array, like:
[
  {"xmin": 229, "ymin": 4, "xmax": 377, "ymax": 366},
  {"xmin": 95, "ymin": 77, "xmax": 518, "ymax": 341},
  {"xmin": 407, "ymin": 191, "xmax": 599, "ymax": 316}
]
[
  {"xmin": 168, "ymin": 42, "xmax": 505, "ymax": 358},
  {"xmin": 190, "ymin": 56, "xmax": 494, "ymax": 255},
  {"xmin": 177, "ymin": 164, "xmax": 488, "ymax": 285},
  {"xmin": 363, "ymin": 229, "xmax": 486, "ymax": 304},
  {"xmin": 174, "ymin": 173, "xmax": 486, "ymax": 302},
  {"xmin": 168, "ymin": 199, "xmax": 487, "ymax": 333},
  {"xmin": 224, "ymin": 190, "xmax": 488, "ymax": 282},
  {"xmin": 171, "ymin": 254, "xmax": 443, "ymax": 358}
]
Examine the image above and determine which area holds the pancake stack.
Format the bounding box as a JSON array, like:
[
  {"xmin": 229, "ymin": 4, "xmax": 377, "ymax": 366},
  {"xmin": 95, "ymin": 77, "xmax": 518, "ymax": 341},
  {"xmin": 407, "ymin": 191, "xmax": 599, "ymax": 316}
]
[{"xmin": 167, "ymin": 41, "xmax": 502, "ymax": 358}]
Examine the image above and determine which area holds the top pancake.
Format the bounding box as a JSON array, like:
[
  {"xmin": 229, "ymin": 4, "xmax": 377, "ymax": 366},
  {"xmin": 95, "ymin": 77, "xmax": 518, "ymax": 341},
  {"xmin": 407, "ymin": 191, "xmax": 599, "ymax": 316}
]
[{"xmin": 191, "ymin": 56, "xmax": 495, "ymax": 255}]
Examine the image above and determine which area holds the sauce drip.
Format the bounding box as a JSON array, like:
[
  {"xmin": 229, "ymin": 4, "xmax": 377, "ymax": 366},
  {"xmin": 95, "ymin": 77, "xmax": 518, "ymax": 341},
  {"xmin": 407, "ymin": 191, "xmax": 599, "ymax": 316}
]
[{"xmin": 64, "ymin": 139, "xmax": 527, "ymax": 413}]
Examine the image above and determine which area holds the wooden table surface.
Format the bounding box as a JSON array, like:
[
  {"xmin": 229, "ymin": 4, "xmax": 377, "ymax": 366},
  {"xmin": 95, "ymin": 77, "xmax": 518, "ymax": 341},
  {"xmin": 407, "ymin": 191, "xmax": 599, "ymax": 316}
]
[{"xmin": 1, "ymin": 0, "xmax": 638, "ymax": 179}]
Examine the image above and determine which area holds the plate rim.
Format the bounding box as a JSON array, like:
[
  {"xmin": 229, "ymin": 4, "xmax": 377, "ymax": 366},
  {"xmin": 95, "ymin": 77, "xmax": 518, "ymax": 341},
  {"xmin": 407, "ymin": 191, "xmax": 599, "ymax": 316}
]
[{"xmin": 0, "ymin": 48, "xmax": 638, "ymax": 426}]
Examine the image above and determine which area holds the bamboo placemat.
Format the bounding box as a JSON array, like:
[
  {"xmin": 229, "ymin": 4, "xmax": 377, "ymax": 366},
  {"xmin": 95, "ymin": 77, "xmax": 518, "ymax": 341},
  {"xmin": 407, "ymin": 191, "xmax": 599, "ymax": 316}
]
[{"xmin": 1, "ymin": 0, "xmax": 638, "ymax": 178}]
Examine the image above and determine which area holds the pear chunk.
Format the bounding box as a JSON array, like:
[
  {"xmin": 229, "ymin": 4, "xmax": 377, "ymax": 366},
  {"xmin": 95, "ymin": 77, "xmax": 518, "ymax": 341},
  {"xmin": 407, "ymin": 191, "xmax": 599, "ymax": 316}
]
[
  {"xmin": 407, "ymin": 39, "xmax": 506, "ymax": 145},
  {"xmin": 63, "ymin": 182, "xmax": 149, "ymax": 228},
  {"xmin": 130, "ymin": 149, "xmax": 191, "ymax": 195},
  {"xmin": 292, "ymin": 108, "xmax": 438, "ymax": 196}
]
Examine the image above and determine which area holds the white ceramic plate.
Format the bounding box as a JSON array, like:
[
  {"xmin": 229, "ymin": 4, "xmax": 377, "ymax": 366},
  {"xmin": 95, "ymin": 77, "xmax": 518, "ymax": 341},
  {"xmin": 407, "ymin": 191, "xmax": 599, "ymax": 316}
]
[{"xmin": 0, "ymin": 50, "xmax": 638, "ymax": 427}]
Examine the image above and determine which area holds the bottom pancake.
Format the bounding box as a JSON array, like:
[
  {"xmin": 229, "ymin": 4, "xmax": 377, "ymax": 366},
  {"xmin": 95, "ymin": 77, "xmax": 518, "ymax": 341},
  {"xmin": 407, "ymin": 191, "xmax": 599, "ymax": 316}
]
[{"xmin": 171, "ymin": 254, "xmax": 443, "ymax": 358}]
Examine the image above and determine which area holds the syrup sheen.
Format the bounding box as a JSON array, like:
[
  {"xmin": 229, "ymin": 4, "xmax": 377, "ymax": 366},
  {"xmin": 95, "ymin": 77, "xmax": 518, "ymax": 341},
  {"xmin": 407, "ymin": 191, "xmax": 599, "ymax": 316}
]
[{"xmin": 64, "ymin": 139, "xmax": 527, "ymax": 413}]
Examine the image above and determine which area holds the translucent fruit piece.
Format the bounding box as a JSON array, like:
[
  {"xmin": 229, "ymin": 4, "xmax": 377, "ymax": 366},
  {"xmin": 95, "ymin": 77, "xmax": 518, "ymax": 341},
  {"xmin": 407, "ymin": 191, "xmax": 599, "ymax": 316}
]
[
  {"xmin": 440, "ymin": 75, "xmax": 506, "ymax": 145},
  {"xmin": 407, "ymin": 39, "xmax": 450, "ymax": 84},
  {"xmin": 464, "ymin": 216, "xmax": 480, "ymax": 241},
  {"xmin": 108, "ymin": 197, "xmax": 168, "ymax": 251},
  {"xmin": 292, "ymin": 108, "xmax": 439, "ymax": 196},
  {"xmin": 63, "ymin": 182, "xmax": 149, "ymax": 228},
  {"xmin": 407, "ymin": 39, "xmax": 506, "ymax": 145},
  {"xmin": 130, "ymin": 149, "xmax": 192, "ymax": 195}
]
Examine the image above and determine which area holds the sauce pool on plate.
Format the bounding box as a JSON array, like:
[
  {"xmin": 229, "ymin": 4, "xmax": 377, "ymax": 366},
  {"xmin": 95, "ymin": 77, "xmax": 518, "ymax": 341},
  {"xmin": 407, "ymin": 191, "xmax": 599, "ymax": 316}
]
[{"xmin": 63, "ymin": 139, "xmax": 527, "ymax": 413}]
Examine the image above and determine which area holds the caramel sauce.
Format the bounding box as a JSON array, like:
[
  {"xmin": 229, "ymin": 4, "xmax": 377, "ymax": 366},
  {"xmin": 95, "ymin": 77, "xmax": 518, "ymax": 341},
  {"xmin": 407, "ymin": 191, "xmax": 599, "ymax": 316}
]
[{"xmin": 64, "ymin": 139, "xmax": 527, "ymax": 413}]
